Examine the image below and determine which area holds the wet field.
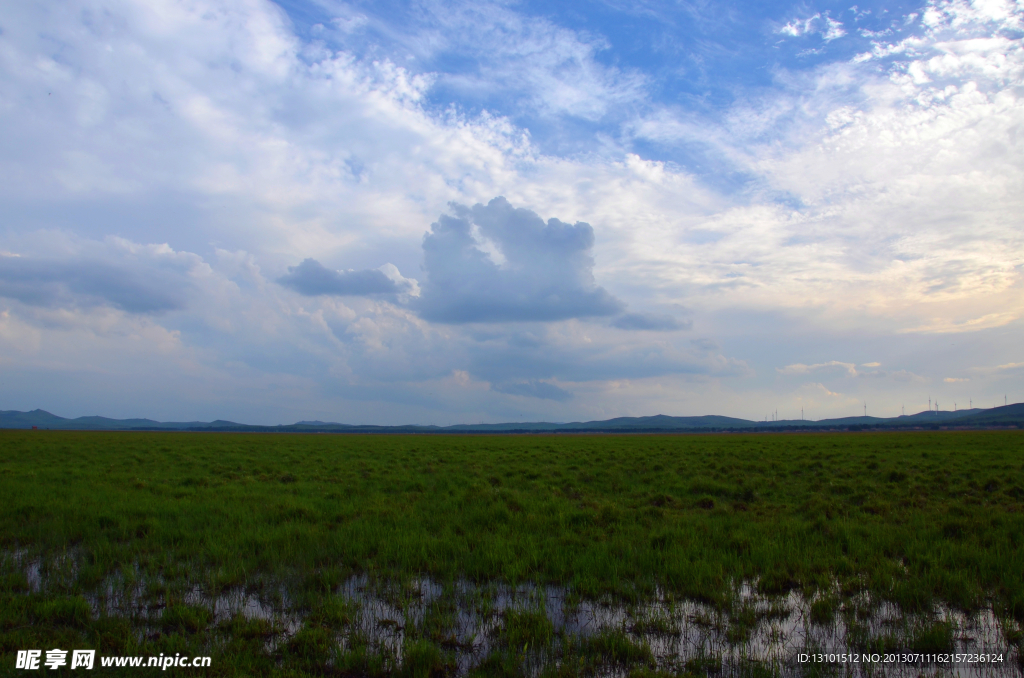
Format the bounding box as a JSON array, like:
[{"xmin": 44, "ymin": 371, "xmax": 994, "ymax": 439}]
[
  {"xmin": 6, "ymin": 549, "xmax": 1020, "ymax": 676},
  {"xmin": 2, "ymin": 430, "xmax": 1022, "ymax": 675}
]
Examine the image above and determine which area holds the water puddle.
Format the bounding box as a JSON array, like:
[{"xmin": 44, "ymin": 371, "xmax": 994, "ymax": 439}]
[{"xmin": 3, "ymin": 551, "xmax": 1020, "ymax": 676}]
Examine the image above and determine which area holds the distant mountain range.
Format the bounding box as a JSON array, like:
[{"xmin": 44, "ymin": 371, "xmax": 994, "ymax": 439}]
[{"xmin": 2, "ymin": 404, "xmax": 1022, "ymax": 433}]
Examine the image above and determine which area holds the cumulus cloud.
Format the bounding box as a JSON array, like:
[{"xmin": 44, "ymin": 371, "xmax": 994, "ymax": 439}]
[
  {"xmin": 416, "ymin": 197, "xmax": 624, "ymax": 323},
  {"xmin": 611, "ymin": 312, "xmax": 690, "ymax": 331},
  {"xmin": 278, "ymin": 259, "xmax": 419, "ymax": 298}
]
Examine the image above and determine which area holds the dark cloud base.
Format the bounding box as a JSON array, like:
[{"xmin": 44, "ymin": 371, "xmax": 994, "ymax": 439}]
[
  {"xmin": 492, "ymin": 379, "xmax": 573, "ymax": 401},
  {"xmin": 278, "ymin": 258, "xmax": 404, "ymax": 296},
  {"xmin": 0, "ymin": 256, "xmax": 184, "ymax": 313},
  {"xmin": 612, "ymin": 312, "xmax": 689, "ymax": 331}
]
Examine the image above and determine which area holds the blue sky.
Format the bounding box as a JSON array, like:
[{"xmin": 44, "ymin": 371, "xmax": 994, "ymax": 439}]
[{"xmin": 0, "ymin": 0, "xmax": 1021, "ymax": 424}]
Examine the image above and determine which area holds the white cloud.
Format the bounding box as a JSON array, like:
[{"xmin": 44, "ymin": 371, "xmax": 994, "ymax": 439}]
[
  {"xmin": 823, "ymin": 18, "xmax": 849, "ymax": 41},
  {"xmin": 318, "ymin": 0, "xmax": 647, "ymax": 122},
  {"xmin": 779, "ymin": 15, "xmax": 819, "ymax": 37},
  {"xmin": 778, "ymin": 13, "xmax": 847, "ymax": 42},
  {"xmin": 629, "ymin": 0, "xmax": 1024, "ymax": 345}
]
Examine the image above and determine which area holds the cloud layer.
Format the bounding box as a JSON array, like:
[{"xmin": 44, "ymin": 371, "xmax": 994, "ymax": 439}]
[
  {"xmin": 278, "ymin": 259, "xmax": 418, "ymax": 297},
  {"xmin": 0, "ymin": 257, "xmax": 183, "ymax": 314},
  {"xmin": 0, "ymin": 0, "xmax": 1020, "ymax": 424}
]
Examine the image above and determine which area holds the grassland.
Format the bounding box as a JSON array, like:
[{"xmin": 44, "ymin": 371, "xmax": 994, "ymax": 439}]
[{"xmin": 1, "ymin": 430, "xmax": 1022, "ymax": 676}]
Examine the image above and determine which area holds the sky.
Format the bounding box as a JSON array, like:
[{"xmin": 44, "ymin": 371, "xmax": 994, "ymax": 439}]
[{"xmin": 0, "ymin": 0, "xmax": 1021, "ymax": 425}]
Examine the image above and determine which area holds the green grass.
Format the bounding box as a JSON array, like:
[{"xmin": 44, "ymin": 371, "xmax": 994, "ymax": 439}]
[{"xmin": 1, "ymin": 430, "xmax": 1022, "ymax": 675}]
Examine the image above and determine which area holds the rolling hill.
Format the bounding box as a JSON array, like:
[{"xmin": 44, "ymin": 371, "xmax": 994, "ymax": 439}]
[{"xmin": 2, "ymin": 403, "xmax": 1022, "ymax": 433}]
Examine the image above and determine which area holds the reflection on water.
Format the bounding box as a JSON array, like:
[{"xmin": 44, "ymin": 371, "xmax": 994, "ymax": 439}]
[{"xmin": 3, "ymin": 550, "xmax": 1020, "ymax": 676}]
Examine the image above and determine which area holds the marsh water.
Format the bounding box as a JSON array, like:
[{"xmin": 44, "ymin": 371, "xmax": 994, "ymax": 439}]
[{"xmin": 8, "ymin": 550, "xmax": 1021, "ymax": 676}]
